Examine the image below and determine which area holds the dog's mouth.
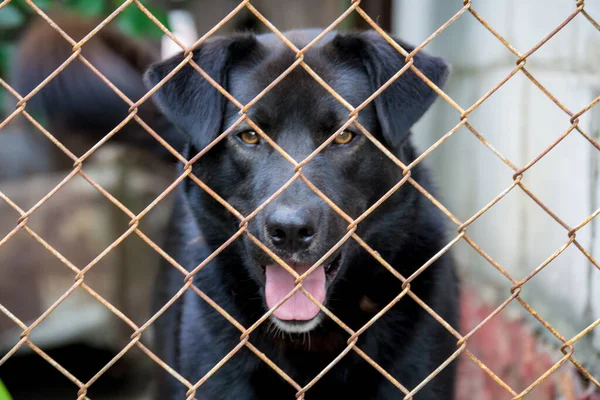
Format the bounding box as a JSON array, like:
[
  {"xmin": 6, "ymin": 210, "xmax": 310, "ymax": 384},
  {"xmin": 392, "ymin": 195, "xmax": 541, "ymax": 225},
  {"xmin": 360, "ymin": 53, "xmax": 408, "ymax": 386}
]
[{"xmin": 260, "ymin": 254, "xmax": 342, "ymax": 328}]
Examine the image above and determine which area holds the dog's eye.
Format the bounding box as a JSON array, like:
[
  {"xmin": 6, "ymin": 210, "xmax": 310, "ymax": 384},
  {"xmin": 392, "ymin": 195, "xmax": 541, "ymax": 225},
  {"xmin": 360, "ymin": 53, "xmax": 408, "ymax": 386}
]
[
  {"xmin": 238, "ymin": 130, "xmax": 259, "ymax": 145},
  {"xmin": 333, "ymin": 130, "xmax": 355, "ymax": 145}
]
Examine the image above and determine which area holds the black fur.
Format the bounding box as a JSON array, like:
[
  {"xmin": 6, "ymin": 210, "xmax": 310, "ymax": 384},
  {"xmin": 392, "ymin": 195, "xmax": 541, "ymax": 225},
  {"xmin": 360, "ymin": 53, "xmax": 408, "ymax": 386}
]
[
  {"xmin": 145, "ymin": 30, "xmax": 459, "ymax": 399},
  {"xmin": 16, "ymin": 21, "xmax": 459, "ymax": 399}
]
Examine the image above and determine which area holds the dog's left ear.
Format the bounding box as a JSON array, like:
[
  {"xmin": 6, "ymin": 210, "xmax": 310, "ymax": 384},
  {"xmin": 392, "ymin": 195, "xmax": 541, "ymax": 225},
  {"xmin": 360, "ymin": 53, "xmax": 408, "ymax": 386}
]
[{"xmin": 329, "ymin": 31, "xmax": 449, "ymax": 148}]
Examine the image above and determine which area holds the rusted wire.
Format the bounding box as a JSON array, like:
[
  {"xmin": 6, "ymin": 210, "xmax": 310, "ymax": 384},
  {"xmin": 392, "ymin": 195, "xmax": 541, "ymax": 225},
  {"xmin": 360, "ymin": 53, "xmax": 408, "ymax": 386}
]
[{"xmin": 0, "ymin": 0, "xmax": 598, "ymax": 398}]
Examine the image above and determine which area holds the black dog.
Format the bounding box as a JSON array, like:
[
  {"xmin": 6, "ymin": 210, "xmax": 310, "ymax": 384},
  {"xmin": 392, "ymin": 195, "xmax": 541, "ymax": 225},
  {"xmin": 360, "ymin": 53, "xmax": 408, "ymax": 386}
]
[{"xmin": 15, "ymin": 18, "xmax": 459, "ymax": 400}]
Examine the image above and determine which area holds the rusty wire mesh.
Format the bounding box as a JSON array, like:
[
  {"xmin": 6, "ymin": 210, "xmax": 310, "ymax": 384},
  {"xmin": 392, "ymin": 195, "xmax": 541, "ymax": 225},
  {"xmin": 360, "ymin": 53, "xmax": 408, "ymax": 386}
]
[{"xmin": 0, "ymin": 0, "xmax": 599, "ymax": 399}]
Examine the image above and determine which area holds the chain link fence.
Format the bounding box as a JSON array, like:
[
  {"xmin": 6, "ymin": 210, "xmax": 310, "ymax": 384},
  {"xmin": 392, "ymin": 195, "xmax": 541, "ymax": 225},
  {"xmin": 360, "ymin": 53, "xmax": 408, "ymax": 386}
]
[{"xmin": 0, "ymin": 0, "xmax": 599, "ymax": 399}]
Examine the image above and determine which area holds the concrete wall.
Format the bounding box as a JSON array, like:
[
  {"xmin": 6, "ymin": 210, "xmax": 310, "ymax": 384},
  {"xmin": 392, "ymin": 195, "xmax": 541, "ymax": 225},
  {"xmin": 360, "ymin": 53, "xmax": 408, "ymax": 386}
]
[{"xmin": 393, "ymin": 0, "xmax": 600, "ymax": 369}]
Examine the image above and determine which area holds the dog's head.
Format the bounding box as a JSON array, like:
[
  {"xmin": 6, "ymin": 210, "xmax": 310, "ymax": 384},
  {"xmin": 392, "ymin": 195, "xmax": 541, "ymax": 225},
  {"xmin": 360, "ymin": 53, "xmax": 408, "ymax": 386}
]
[{"xmin": 144, "ymin": 30, "xmax": 448, "ymax": 333}]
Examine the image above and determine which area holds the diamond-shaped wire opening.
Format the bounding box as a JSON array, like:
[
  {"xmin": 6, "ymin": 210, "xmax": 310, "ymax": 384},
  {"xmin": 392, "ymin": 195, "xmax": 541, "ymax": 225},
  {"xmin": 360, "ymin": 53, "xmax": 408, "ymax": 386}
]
[
  {"xmin": 0, "ymin": 111, "xmax": 71, "ymax": 180},
  {"xmin": 465, "ymin": 71, "xmax": 569, "ymax": 162},
  {"xmin": 519, "ymin": 244, "xmax": 600, "ymax": 332},
  {"xmin": 523, "ymin": 131, "xmax": 600, "ymax": 224}
]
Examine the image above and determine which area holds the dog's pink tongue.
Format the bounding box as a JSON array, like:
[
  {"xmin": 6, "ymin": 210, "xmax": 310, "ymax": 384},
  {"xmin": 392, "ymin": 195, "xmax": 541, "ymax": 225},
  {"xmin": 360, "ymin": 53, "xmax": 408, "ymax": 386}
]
[{"xmin": 265, "ymin": 264, "xmax": 326, "ymax": 321}]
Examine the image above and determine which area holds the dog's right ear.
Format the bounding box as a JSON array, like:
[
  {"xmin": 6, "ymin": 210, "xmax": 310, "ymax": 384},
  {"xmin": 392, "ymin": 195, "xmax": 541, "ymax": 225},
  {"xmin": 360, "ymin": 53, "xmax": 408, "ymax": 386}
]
[{"xmin": 143, "ymin": 35, "xmax": 263, "ymax": 150}]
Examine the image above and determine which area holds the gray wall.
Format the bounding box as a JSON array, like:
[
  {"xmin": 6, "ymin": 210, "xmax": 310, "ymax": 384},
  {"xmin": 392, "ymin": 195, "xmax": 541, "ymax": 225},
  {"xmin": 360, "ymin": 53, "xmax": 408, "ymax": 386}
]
[{"xmin": 393, "ymin": 0, "xmax": 600, "ymax": 368}]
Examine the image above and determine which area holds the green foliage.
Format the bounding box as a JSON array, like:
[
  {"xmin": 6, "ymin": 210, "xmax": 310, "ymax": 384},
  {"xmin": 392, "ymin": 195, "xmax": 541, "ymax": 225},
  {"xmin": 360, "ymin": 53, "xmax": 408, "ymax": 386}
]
[
  {"xmin": 65, "ymin": 0, "xmax": 107, "ymax": 17},
  {"xmin": 0, "ymin": 43, "xmax": 14, "ymax": 78},
  {"xmin": 0, "ymin": 0, "xmax": 59, "ymax": 28},
  {"xmin": 115, "ymin": 1, "xmax": 169, "ymax": 40},
  {"xmin": 0, "ymin": 4, "xmax": 25, "ymax": 29},
  {"xmin": 0, "ymin": 379, "xmax": 12, "ymax": 400}
]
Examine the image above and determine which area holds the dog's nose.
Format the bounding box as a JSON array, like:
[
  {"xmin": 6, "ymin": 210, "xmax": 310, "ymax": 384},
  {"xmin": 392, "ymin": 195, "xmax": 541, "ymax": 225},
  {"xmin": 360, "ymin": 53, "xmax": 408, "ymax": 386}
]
[{"xmin": 266, "ymin": 207, "xmax": 318, "ymax": 252}]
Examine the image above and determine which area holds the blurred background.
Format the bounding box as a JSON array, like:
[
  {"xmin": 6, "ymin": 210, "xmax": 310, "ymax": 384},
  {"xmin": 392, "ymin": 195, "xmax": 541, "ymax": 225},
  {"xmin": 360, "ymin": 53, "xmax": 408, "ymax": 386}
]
[{"xmin": 0, "ymin": 1, "xmax": 598, "ymax": 399}]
